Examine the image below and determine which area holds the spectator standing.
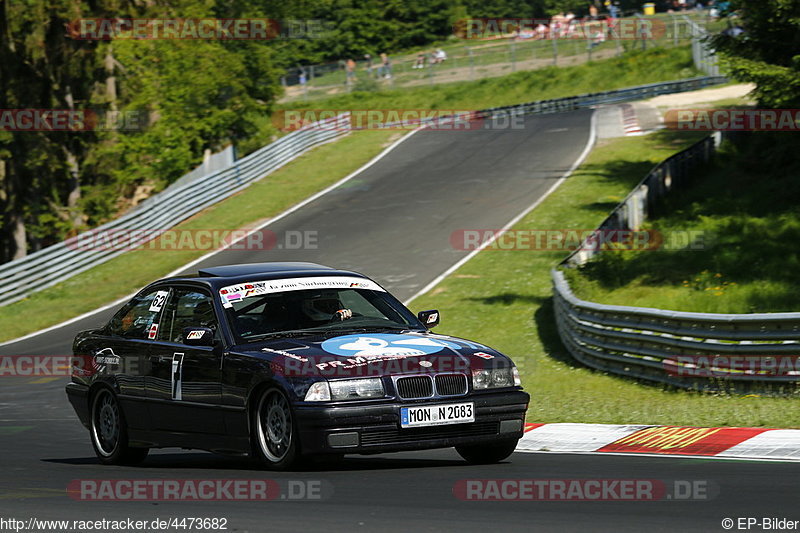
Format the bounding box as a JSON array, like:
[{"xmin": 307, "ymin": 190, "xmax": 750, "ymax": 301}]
[
  {"xmin": 380, "ymin": 53, "xmax": 392, "ymax": 79},
  {"xmin": 345, "ymin": 58, "xmax": 356, "ymax": 86}
]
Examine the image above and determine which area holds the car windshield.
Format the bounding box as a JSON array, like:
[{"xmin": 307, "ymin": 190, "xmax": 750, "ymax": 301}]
[{"xmin": 221, "ymin": 283, "xmax": 423, "ymax": 342}]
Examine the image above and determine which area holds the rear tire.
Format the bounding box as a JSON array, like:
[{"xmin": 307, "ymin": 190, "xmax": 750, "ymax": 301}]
[
  {"xmin": 90, "ymin": 388, "xmax": 149, "ymax": 466},
  {"xmin": 252, "ymin": 388, "xmax": 301, "ymax": 470},
  {"xmin": 456, "ymin": 439, "xmax": 518, "ymax": 464}
]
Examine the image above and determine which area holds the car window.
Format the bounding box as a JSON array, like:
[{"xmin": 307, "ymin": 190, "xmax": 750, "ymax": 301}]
[
  {"xmin": 108, "ymin": 288, "xmax": 167, "ymax": 339},
  {"xmin": 158, "ymin": 289, "xmax": 219, "ymax": 344},
  {"xmin": 338, "ymin": 289, "xmax": 390, "ymax": 320}
]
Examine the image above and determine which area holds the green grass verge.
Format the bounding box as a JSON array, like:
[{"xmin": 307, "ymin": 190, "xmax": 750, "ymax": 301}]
[
  {"xmin": 0, "ymin": 130, "xmax": 400, "ymax": 342},
  {"xmin": 280, "ymin": 47, "xmax": 699, "ymax": 112},
  {"xmin": 566, "ymin": 132, "xmax": 800, "ymax": 314},
  {"xmin": 409, "ymin": 130, "xmax": 800, "ymax": 428}
]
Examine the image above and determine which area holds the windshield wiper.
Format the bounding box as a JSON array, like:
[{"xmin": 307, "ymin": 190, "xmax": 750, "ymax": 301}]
[
  {"xmin": 243, "ymin": 328, "xmax": 326, "ymax": 341},
  {"xmin": 329, "ymin": 324, "xmax": 423, "ymax": 333}
]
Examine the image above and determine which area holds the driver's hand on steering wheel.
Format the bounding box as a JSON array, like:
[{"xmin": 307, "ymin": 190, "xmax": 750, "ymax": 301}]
[{"xmin": 333, "ymin": 308, "xmax": 353, "ymax": 321}]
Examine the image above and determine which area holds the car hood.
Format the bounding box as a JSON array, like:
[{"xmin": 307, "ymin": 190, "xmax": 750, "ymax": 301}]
[{"xmin": 230, "ymin": 330, "xmax": 511, "ymax": 379}]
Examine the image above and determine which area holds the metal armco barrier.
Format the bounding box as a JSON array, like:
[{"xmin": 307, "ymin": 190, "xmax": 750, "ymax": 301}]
[
  {"xmin": 553, "ymin": 269, "xmax": 800, "ymax": 392},
  {"xmin": 553, "ymin": 133, "xmax": 800, "ymax": 392},
  {"xmin": 472, "ymin": 76, "xmax": 727, "ymax": 122},
  {"xmin": 564, "ymin": 133, "xmax": 722, "ymax": 267},
  {"xmin": 0, "ymin": 75, "xmax": 727, "ymax": 306}
]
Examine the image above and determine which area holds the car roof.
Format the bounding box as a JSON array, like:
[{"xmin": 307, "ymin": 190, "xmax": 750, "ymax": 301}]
[
  {"xmin": 198, "ymin": 262, "xmax": 334, "ymax": 278},
  {"xmin": 149, "ymin": 262, "xmax": 371, "ymax": 291}
]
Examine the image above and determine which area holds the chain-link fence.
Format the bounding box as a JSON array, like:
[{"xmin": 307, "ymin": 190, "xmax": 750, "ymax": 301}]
[{"xmin": 280, "ymin": 11, "xmax": 720, "ymax": 103}]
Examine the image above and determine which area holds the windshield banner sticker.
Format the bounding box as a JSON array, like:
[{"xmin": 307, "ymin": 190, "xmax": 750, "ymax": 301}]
[{"xmin": 219, "ymin": 276, "xmax": 385, "ymax": 307}]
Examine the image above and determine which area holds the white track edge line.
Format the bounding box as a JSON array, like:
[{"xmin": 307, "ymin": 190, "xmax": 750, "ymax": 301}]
[
  {"xmin": 404, "ymin": 109, "xmax": 598, "ymax": 305},
  {"xmin": 0, "ymin": 128, "xmax": 422, "ymax": 348}
]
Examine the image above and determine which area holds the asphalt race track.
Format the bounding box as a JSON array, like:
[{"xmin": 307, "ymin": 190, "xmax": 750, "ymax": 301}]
[{"xmin": 1, "ymin": 109, "xmax": 798, "ymax": 532}]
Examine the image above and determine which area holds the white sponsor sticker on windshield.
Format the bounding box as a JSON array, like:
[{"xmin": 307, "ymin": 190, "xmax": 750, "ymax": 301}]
[
  {"xmin": 149, "ymin": 290, "xmax": 169, "ymax": 313},
  {"xmin": 219, "ymin": 276, "xmax": 385, "ymax": 308}
]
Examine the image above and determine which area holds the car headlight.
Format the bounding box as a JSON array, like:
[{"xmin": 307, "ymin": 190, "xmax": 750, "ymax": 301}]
[
  {"xmin": 472, "ymin": 365, "xmax": 521, "ymax": 390},
  {"xmin": 304, "ymin": 381, "xmax": 331, "ymax": 401},
  {"xmin": 304, "ymin": 378, "xmax": 385, "ymax": 401},
  {"xmin": 331, "ymin": 378, "xmax": 385, "ymax": 400}
]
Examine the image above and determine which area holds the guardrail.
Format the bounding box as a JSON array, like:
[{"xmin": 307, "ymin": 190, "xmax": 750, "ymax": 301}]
[
  {"xmin": 0, "ymin": 75, "xmax": 727, "ymax": 307},
  {"xmin": 472, "ymin": 76, "xmax": 727, "ymax": 121},
  {"xmin": 563, "ymin": 133, "xmax": 721, "ymax": 267},
  {"xmin": 0, "ymin": 113, "xmax": 351, "ymax": 306},
  {"xmin": 553, "ymin": 134, "xmax": 800, "ymax": 392},
  {"xmin": 553, "ymin": 269, "xmax": 800, "ymax": 392}
]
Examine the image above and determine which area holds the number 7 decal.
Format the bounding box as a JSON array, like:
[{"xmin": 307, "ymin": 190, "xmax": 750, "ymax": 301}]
[{"xmin": 172, "ymin": 352, "xmax": 185, "ymax": 401}]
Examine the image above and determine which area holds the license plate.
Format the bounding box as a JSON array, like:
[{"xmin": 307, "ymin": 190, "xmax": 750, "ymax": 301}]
[{"xmin": 400, "ymin": 402, "xmax": 475, "ymax": 428}]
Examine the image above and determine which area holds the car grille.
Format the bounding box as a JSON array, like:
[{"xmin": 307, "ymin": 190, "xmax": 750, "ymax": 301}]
[
  {"xmin": 435, "ymin": 374, "xmax": 468, "ymax": 396},
  {"xmin": 396, "ymin": 376, "xmax": 433, "ymax": 399},
  {"xmin": 360, "ymin": 420, "xmax": 500, "ymax": 446},
  {"xmin": 395, "ymin": 374, "xmax": 469, "ymax": 399}
]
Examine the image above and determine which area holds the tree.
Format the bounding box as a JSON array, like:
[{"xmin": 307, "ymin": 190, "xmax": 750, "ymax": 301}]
[
  {"xmin": 0, "ymin": 0, "xmax": 282, "ymax": 260},
  {"xmin": 712, "ymin": 0, "xmax": 800, "ymax": 108}
]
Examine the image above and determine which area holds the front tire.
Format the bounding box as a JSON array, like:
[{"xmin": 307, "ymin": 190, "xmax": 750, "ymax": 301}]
[
  {"xmin": 90, "ymin": 388, "xmax": 149, "ymax": 465},
  {"xmin": 456, "ymin": 439, "xmax": 518, "ymax": 464},
  {"xmin": 253, "ymin": 388, "xmax": 300, "ymax": 470}
]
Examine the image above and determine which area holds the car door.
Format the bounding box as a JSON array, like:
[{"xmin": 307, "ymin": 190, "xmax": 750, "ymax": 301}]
[
  {"xmin": 95, "ymin": 288, "xmax": 167, "ymax": 430},
  {"xmin": 146, "ymin": 286, "xmax": 225, "ymax": 434}
]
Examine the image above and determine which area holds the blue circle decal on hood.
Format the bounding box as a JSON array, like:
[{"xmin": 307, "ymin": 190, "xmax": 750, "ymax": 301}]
[{"xmin": 321, "ymin": 334, "xmax": 461, "ymax": 357}]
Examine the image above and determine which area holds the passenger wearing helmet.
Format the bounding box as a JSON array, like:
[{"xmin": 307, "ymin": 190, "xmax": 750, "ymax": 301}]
[{"xmin": 301, "ymin": 291, "xmax": 353, "ymax": 325}]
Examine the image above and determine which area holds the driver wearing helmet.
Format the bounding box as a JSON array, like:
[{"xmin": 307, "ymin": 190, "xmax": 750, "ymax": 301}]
[{"xmin": 301, "ymin": 291, "xmax": 353, "ymax": 325}]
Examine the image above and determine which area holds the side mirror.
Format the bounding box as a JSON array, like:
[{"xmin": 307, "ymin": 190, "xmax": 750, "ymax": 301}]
[
  {"xmin": 182, "ymin": 327, "xmax": 215, "ymax": 346},
  {"xmin": 418, "ymin": 310, "xmax": 440, "ymax": 329}
]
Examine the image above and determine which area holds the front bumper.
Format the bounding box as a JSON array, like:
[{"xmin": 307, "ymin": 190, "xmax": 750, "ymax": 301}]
[{"xmin": 294, "ymin": 389, "xmax": 529, "ymax": 455}]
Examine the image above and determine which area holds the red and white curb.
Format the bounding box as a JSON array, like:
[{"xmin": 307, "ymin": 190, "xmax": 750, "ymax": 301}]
[
  {"xmin": 518, "ymin": 423, "xmax": 800, "ymax": 461},
  {"xmin": 620, "ymin": 103, "xmax": 643, "ymax": 135}
]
